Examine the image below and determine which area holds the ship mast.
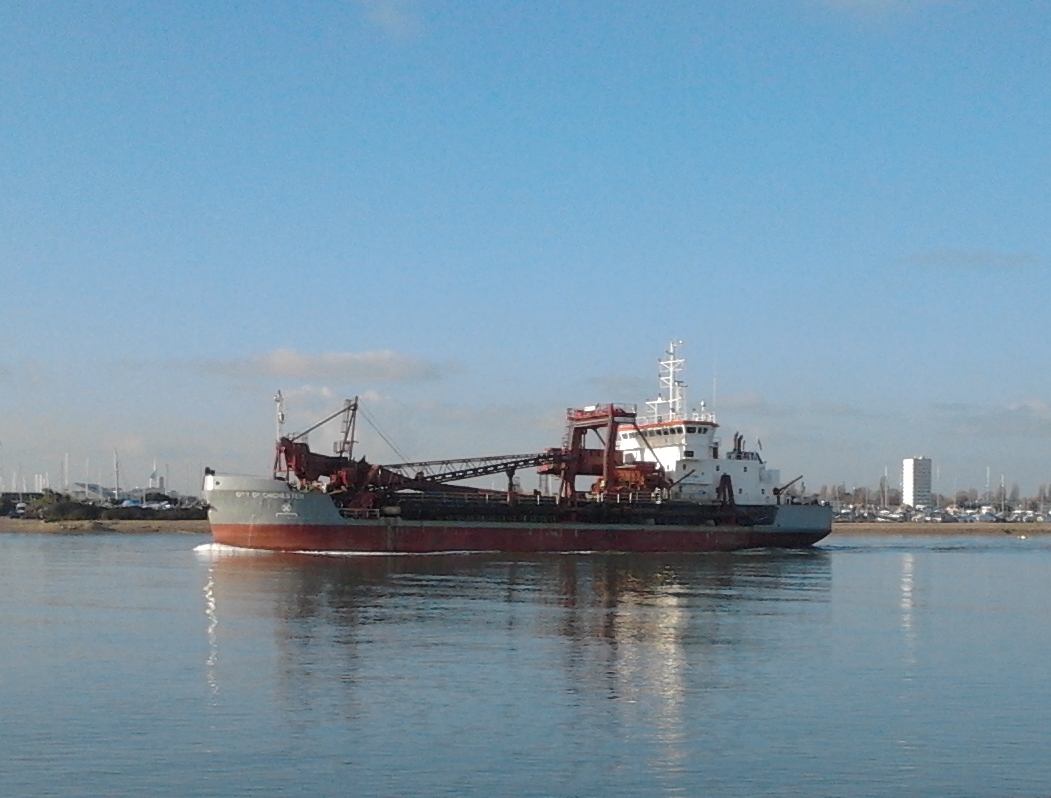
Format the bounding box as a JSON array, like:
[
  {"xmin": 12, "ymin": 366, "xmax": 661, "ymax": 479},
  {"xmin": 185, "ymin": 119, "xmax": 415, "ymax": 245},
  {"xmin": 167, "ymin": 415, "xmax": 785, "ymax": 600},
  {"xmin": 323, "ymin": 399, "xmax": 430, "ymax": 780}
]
[
  {"xmin": 335, "ymin": 397, "xmax": 358, "ymax": 460},
  {"xmin": 273, "ymin": 391, "xmax": 288, "ymax": 480},
  {"xmin": 274, "ymin": 390, "xmax": 286, "ymax": 443},
  {"xmin": 645, "ymin": 340, "xmax": 686, "ymax": 423}
]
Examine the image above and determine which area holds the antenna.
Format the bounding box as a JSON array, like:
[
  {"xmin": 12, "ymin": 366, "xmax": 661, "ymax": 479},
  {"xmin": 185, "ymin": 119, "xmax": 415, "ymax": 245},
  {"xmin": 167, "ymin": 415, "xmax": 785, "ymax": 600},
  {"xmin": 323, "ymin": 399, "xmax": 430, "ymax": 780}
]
[{"xmin": 711, "ymin": 343, "xmax": 718, "ymax": 417}]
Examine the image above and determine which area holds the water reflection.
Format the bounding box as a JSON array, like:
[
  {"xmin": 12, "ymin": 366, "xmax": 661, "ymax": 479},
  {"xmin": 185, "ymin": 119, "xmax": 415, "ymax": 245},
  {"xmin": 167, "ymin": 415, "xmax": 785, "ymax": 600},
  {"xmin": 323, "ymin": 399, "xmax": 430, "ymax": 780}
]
[
  {"xmin": 899, "ymin": 552, "xmax": 916, "ymax": 638},
  {"xmin": 200, "ymin": 549, "xmax": 831, "ymax": 712},
  {"xmin": 203, "ymin": 569, "xmax": 219, "ymax": 697},
  {"xmin": 896, "ymin": 551, "xmax": 919, "ymax": 770}
]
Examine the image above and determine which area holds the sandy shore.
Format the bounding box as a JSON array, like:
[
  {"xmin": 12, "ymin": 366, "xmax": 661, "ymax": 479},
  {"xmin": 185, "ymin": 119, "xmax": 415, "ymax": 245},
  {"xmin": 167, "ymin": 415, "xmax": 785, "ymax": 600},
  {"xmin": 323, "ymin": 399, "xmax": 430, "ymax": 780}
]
[
  {"xmin": 0, "ymin": 517, "xmax": 211, "ymax": 535},
  {"xmin": 0, "ymin": 517, "xmax": 1044, "ymax": 537}
]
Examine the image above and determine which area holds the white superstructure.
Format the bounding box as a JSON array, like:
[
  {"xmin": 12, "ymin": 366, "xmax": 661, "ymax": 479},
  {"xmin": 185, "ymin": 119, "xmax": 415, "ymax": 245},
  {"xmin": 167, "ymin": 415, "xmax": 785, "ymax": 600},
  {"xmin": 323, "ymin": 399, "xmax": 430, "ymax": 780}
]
[
  {"xmin": 902, "ymin": 456, "xmax": 932, "ymax": 508},
  {"xmin": 616, "ymin": 342, "xmax": 782, "ymax": 505}
]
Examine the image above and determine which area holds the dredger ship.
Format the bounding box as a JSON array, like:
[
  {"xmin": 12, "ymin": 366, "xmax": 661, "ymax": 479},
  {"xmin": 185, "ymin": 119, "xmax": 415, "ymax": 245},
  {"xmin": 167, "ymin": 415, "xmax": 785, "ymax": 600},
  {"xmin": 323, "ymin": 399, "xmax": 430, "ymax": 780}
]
[{"xmin": 204, "ymin": 343, "xmax": 831, "ymax": 553}]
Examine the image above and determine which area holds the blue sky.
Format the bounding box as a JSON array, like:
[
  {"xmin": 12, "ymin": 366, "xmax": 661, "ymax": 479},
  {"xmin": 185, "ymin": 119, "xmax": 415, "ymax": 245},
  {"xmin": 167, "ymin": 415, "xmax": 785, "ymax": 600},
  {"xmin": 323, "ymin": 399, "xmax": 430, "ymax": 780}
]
[{"xmin": 2, "ymin": 0, "xmax": 1049, "ymax": 497}]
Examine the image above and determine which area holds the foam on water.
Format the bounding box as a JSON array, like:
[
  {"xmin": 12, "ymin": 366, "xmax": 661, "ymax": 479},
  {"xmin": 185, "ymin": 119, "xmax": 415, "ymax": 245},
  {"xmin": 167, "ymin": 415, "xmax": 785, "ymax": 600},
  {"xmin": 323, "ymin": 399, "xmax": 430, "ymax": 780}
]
[{"xmin": 193, "ymin": 541, "xmax": 265, "ymax": 557}]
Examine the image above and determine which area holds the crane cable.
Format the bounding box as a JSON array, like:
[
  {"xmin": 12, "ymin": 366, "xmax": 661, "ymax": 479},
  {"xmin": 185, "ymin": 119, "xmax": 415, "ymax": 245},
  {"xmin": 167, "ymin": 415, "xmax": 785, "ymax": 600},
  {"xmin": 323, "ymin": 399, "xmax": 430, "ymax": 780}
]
[{"xmin": 357, "ymin": 404, "xmax": 412, "ymax": 464}]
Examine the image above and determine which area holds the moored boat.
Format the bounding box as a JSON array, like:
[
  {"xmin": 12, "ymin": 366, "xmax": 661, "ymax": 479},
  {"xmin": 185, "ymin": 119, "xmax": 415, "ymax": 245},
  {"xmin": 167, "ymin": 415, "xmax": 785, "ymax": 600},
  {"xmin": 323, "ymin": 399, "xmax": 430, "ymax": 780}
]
[{"xmin": 205, "ymin": 342, "xmax": 831, "ymax": 553}]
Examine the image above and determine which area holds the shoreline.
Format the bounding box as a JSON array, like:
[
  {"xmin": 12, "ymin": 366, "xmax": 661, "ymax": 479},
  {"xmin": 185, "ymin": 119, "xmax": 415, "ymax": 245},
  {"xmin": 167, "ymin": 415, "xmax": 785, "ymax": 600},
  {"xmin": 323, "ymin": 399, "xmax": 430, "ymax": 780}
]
[
  {"xmin": 830, "ymin": 521, "xmax": 1051, "ymax": 535},
  {"xmin": 0, "ymin": 518, "xmax": 1045, "ymax": 537},
  {"xmin": 0, "ymin": 518, "xmax": 211, "ymax": 535}
]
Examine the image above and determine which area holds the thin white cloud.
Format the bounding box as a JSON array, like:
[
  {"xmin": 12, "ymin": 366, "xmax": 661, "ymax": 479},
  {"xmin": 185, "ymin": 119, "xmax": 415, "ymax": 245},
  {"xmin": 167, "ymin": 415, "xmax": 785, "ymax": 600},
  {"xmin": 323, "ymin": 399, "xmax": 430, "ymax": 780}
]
[
  {"xmin": 718, "ymin": 393, "xmax": 772, "ymax": 412},
  {"xmin": 281, "ymin": 385, "xmax": 337, "ymax": 402},
  {"xmin": 201, "ymin": 348, "xmax": 453, "ymax": 383},
  {"xmin": 113, "ymin": 435, "xmax": 148, "ymax": 457},
  {"xmin": 807, "ymin": 401, "xmax": 894, "ymax": 420},
  {"xmin": 706, "ymin": 394, "xmax": 874, "ymax": 420},
  {"xmin": 583, "ymin": 374, "xmax": 651, "ymax": 402},
  {"xmin": 933, "ymin": 400, "xmax": 1051, "ymax": 438},
  {"xmin": 10, "ymin": 361, "xmax": 50, "ymax": 386},
  {"xmin": 358, "ymin": 0, "xmax": 422, "ymax": 39}
]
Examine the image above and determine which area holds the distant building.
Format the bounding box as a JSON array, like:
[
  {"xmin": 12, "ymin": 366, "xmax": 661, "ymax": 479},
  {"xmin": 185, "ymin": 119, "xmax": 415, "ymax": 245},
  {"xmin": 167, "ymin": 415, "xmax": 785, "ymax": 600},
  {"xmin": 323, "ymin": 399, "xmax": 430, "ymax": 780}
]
[{"xmin": 902, "ymin": 457, "xmax": 932, "ymax": 508}]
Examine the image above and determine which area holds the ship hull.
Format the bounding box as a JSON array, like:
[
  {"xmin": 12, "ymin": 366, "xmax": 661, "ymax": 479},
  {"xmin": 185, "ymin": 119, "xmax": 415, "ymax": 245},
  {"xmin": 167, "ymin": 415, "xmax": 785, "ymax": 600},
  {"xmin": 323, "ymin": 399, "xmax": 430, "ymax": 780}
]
[
  {"xmin": 205, "ymin": 476, "xmax": 831, "ymax": 553},
  {"xmin": 210, "ymin": 519, "xmax": 829, "ymax": 553}
]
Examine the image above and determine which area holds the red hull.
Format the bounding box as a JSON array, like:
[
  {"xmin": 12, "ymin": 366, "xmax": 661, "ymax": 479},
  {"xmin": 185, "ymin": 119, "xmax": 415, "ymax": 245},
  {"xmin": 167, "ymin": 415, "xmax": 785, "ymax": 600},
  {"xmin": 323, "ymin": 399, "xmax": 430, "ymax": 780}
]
[{"xmin": 211, "ymin": 521, "xmax": 829, "ymax": 553}]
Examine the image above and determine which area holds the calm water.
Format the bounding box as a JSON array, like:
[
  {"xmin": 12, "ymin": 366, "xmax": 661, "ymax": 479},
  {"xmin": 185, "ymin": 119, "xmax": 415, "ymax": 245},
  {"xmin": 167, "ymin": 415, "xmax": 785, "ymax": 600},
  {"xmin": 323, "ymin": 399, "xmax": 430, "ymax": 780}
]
[{"xmin": 2, "ymin": 531, "xmax": 1050, "ymax": 797}]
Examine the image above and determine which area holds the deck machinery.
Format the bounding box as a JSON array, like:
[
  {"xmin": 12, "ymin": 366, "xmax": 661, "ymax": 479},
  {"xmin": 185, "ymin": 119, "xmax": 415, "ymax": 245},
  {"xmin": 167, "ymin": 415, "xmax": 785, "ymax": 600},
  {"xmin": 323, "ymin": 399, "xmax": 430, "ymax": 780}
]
[{"xmin": 273, "ymin": 399, "xmax": 671, "ymax": 511}]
